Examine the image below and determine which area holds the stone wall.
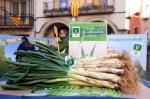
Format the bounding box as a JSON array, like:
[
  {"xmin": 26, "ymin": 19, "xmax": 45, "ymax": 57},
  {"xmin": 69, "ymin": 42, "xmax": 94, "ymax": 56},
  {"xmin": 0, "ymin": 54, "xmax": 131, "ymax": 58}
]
[{"xmin": 0, "ymin": 28, "xmax": 34, "ymax": 36}]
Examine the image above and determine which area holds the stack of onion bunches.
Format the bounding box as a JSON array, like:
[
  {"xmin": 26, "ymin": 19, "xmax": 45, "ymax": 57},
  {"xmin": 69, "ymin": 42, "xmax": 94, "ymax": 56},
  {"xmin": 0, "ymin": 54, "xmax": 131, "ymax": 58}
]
[{"xmin": 1, "ymin": 42, "xmax": 138, "ymax": 94}]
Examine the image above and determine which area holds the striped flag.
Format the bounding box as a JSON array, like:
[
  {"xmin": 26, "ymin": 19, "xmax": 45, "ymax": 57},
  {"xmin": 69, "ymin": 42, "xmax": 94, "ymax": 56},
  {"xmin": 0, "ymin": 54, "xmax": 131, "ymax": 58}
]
[
  {"xmin": 76, "ymin": 0, "xmax": 80, "ymax": 16},
  {"xmin": 10, "ymin": 16, "xmax": 20, "ymax": 27},
  {"xmin": 93, "ymin": 0, "xmax": 99, "ymax": 6},
  {"xmin": 70, "ymin": 0, "xmax": 80, "ymax": 17}
]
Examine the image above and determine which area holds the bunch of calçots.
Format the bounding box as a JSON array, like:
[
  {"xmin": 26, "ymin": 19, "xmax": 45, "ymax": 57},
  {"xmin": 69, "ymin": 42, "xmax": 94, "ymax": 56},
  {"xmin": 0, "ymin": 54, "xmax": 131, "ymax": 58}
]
[
  {"xmin": 1, "ymin": 42, "xmax": 69, "ymax": 90},
  {"xmin": 0, "ymin": 42, "xmax": 137, "ymax": 96}
]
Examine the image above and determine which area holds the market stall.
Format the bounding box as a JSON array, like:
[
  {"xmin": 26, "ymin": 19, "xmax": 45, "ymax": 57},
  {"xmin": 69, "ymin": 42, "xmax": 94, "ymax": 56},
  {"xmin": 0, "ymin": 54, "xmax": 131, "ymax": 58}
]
[{"xmin": 0, "ymin": 25, "xmax": 149, "ymax": 99}]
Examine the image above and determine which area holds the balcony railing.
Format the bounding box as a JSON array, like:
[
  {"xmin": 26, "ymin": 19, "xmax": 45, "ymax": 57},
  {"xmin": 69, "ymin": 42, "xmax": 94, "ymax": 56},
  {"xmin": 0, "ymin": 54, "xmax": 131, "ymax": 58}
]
[
  {"xmin": 43, "ymin": 0, "xmax": 115, "ymax": 17},
  {"xmin": 0, "ymin": 15, "xmax": 34, "ymax": 28}
]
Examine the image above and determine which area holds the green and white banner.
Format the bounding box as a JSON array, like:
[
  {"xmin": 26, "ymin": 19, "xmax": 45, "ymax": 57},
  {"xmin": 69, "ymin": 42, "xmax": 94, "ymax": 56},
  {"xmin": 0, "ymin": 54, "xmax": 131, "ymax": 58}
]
[
  {"xmin": 69, "ymin": 22, "xmax": 107, "ymax": 58},
  {"xmin": 108, "ymin": 34, "xmax": 147, "ymax": 79}
]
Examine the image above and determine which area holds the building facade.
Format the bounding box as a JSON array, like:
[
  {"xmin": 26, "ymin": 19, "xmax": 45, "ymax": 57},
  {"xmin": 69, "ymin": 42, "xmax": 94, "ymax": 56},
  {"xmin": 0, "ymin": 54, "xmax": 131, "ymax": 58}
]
[
  {"xmin": 34, "ymin": 0, "xmax": 128, "ymax": 37},
  {"xmin": 1, "ymin": 0, "xmax": 149, "ymax": 37},
  {"xmin": 0, "ymin": 0, "xmax": 149, "ymax": 37},
  {"xmin": 34, "ymin": 0, "xmax": 150, "ymax": 37},
  {"xmin": 0, "ymin": 0, "xmax": 34, "ymax": 36}
]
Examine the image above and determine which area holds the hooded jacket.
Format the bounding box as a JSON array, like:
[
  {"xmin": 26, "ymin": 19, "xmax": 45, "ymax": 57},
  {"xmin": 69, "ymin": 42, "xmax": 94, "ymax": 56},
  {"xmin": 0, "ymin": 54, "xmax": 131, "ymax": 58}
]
[{"xmin": 17, "ymin": 36, "xmax": 35, "ymax": 51}]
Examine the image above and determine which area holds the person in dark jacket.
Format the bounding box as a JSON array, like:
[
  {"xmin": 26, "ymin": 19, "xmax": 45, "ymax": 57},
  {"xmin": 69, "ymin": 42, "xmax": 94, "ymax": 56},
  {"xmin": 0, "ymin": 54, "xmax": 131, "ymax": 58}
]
[{"xmin": 16, "ymin": 36, "xmax": 35, "ymax": 60}]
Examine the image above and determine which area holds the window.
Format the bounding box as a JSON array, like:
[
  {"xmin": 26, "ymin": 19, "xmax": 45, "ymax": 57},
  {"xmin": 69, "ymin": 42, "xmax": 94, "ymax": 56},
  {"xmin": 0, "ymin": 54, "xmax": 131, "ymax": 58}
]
[
  {"xmin": 13, "ymin": 2, "xmax": 19, "ymax": 15},
  {"xmin": 21, "ymin": 2, "xmax": 26, "ymax": 15},
  {"xmin": 12, "ymin": 1, "xmax": 26, "ymax": 15},
  {"xmin": 134, "ymin": 27, "xmax": 138, "ymax": 34}
]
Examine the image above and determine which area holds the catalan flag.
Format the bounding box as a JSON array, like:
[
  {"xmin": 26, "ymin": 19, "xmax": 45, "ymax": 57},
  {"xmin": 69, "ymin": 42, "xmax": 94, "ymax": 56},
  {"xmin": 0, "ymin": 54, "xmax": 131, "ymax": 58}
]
[
  {"xmin": 10, "ymin": 15, "xmax": 20, "ymax": 27},
  {"xmin": 70, "ymin": 0, "xmax": 80, "ymax": 17}
]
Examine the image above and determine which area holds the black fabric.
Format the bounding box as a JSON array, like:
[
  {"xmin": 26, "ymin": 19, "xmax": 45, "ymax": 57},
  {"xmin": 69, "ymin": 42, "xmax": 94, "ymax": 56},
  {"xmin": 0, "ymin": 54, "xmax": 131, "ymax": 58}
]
[
  {"xmin": 17, "ymin": 41, "xmax": 35, "ymax": 51},
  {"xmin": 16, "ymin": 37, "xmax": 35, "ymax": 60}
]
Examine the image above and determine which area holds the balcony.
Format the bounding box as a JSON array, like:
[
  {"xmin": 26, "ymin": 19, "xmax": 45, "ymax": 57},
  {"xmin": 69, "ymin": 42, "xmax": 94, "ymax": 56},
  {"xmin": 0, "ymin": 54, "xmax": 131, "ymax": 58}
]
[
  {"xmin": 0, "ymin": 0, "xmax": 34, "ymax": 28},
  {"xmin": 43, "ymin": 0, "xmax": 115, "ymax": 17},
  {"xmin": 0, "ymin": 15, "xmax": 34, "ymax": 28}
]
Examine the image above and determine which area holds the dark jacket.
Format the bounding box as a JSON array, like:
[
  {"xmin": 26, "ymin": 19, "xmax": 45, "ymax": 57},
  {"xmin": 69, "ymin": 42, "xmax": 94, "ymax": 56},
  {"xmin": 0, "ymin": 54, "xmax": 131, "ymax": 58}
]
[
  {"xmin": 17, "ymin": 41, "xmax": 35, "ymax": 51},
  {"xmin": 16, "ymin": 37, "xmax": 35, "ymax": 60}
]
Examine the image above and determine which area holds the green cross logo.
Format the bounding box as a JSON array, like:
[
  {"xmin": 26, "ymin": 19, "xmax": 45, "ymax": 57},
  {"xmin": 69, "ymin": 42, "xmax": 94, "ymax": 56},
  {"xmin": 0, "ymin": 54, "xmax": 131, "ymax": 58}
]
[
  {"xmin": 133, "ymin": 43, "xmax": 142, "ymax": 52},
  {"xmin": 72, "ymin": 27, "xmax": 80, "ymax": 37},
  {"xmin": 72, "ymin": 27, "xmax": 80, "ymax": 34}
]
